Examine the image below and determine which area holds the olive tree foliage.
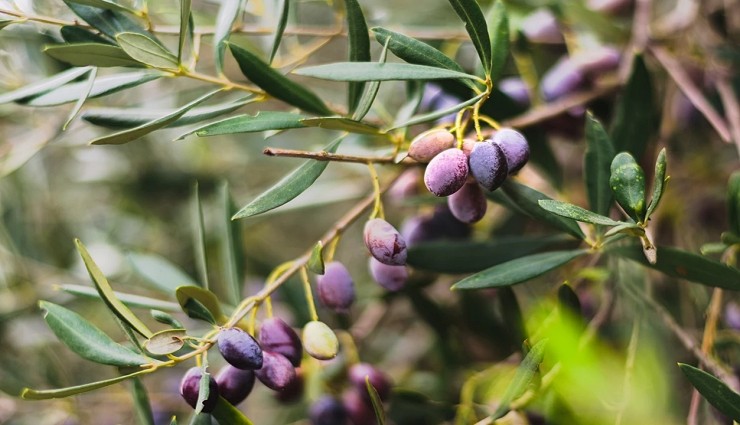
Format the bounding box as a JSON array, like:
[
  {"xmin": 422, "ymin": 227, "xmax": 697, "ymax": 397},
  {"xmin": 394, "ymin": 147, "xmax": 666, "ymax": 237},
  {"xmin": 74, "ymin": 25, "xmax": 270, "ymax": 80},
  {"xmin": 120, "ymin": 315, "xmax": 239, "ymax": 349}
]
[{"xmin": 0, "ymin": 0, "xmax": 739, "ymax": 424}]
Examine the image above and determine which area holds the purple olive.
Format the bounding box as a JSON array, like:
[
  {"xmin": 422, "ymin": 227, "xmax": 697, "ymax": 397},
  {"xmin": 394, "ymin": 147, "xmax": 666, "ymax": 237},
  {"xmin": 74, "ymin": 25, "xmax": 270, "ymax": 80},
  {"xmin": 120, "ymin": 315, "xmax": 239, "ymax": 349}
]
[
  {"xmin": 368, "ymin": 257, "xmax": 408, "ymax": 292},
  {"xmin": 588, "ymin": 0, "xmax": 632, "ymax": 14},
  {"xmin": 492, "ymin": 128, "xmax": 530, "ymax": 174},
  {"xmin": 447, "ymin": 181, "xmax": 487, "ymax": 223},
  {"xmin": 363, "ymin": 218, "xmax": 407, "ymax": 266},
  {"xmin": 540, "ymin": 57, "xmax": 586, "ymax": 101},
  {"xmin": 573, "ymin": 46, "xmax": 621, "ymax": 77},
  {"xmin": 401, "ymin": 205, "xmax": 471, "ymax": 247},
  {"xmin": 259, "ymin": 317, "xmax": 303, "ymax": 367},
  {"xmin": 408, "ymin": 129, "xmax": 456, "ymax": 163},
  {"xmin": 424, "ymin": 148, "xmax": 469, "ymax": 197},
  {"xmin": 342, "ymin": 389, "xmax": 375, "ymax": 425},
  {"xmin": 498, "ymin": 77, "xmax": 531, "ymax": 107},
  {"xmin": 317, "ymin": 262, "xmax": 356, "ymax": 313},
  {"xmin": 217, "ymin": 328, "xmax": 263, "ymax": 370},
  {"xmin": 468, "ymin": 141, "xmax": 508, "ymax": 191},
  {"xmin": 348, "ymin": 363, "xmax": 392, "ymax": 402},
  {"xmin": 255, "ymin": 351, "xmax": 297, "ymax": 391},
  {"xmin": 215, "ymin": 365, "xmax": 255, "ymax": 406},
  {"xmin": 275, "ymin": 368, "xmax": 304, "ymax": 403},
  {"xmin": 521, "ymin": 8, "xmax": 563, "ymax": 44},
  {"xmin": 725, "ymin": 302, "xmax": 740, "ymax": 331},
  {"xmin": 310, "ymin": 395, "xmax": 349, "ymax": 425},
  {"xmin": 180, "ymin": 367, "xmax": 218, "ymax": 413}
]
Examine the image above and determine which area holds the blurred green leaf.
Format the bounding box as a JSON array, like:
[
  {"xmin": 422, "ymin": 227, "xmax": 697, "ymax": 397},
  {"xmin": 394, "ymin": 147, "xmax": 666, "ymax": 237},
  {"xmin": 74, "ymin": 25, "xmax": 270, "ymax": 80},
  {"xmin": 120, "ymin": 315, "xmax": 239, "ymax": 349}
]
[
  {"xmin": 63, "ymin": 0, "xmax": 154, "ymax": 39},
  {"xmin": 24, "ymin": 70, "xmax": 163, "ymax": 106},
  {"xmin": 646, "ymin": 148, "xmax": 668, "ymax": 219},
  {"xmin": 388, "ymin": 92, "xmax": 485, "ymax": 130},
  {"xmin": 489, "ymin": 339, "xmax": 547, "ymax": 420},
  {"xmin": 116, "ymin": 32, "xmax": 179, "ymax": 71},
  {"xmin": 345, "ymin": 0, "xmax": 370, "ymax": 113},
  {"xmin": 212, "ymin": 396, "xmax": 255, "ymax": 424},
  {"xmin": 308, "ymin": 241, "xmax": 325, "ymax": 275},
  {"xmin": 151, "ymin": 310, "xmax": 184, "ymax": 328},
  {"xmin": 89, "ymin": 89, "xmax": 221, "ymax": 145},
  {"xmin": 301, "ymin": 117, "xmax": 380, "ymax": 134},
  {"xmin": 220, "ymin": 182, "xmax": 243, "ymax": 304},
  {"xmin": 63, "ymin": 67, "xmax": 97, "ymax": 130},
  {"xmin": 228, "ymin": 42, "xmax": 331, "ymax": 115},
  {"xmin": 0, "ymin": 19, "xmax": 21, "ymax": 30},
  {"xmin": 499, "ymin": 180, "xmax": 585, "ymax": 239},
  {"xmin": 232, "ymin": 136, "xmax": 343, "ymax": 219},
  {"xmin": 538, "ymin": 200, "xmax": 623, "ymax": 226},
  {"xmin": 143, "ymin": 329, "xmax": 186, "ymax": 355},
  {"xmin": 679, "ymin": 363, "xmax": 740, "ymax": 421},
  {"xmin": 0, "ymin": 67, "xmax": 92, "ymax": 104},
  {"xmin": 131, "ymin": 377, "xmax": 155, "ymax": 425},
  {"xmin": 584, "ymin": 113, "xmax": 615, "ymax": 217},
  {"xmin": 183, "ymin": 111, "xmax": 306, "ymax": 139},
  {"xmin": 558, "ymin": 284, "xmax": 582, "ymax": 317},
  {"xmin": 352, "ymin": 38, "xmax": 389, "ymax": 121},
  {"xmin": 178, "ymin": 0, "xmax": 192, "ymax": 63},
  {"xmin": 727, "ymin": 171, "xmax": 740, "ymax": 236},
  {"xmin": 366, "ymin": 377, "xmax": 388, "ymax": 424},
  {"xmin": 66, "ymin": 0, "xmax": 137, "ymax": 14},
  {"xmin": 608, "ymin": 245, "xmax": 740, "ymax": 290},
  {"xmin": 487, "ymin": 1, "xmax": 509, "ymax": 81},
  {"xmin": 295, "ymin": 62, "xmax": 481, "ymax": 82},
  {"xmin": 407, "ymin": 235, "xmax": 572, "ymax": 274},
  {"xmin": 610, "ymin": 152, "xmax": 646, "ymax": 222},
  {"xmin": 269, "ymin": 0, "xmax": 289, "ymax": 63},
  {"xmin": 191, "ymin": 183, "xmax": 210, "ymax": 290},
  {"xmin": 371, "ymin": 28, "xmax": 465, "ymax": 74},
  {"xmin": 610, "ymin": 54, "xmax": 656, "ymax": 159},
  {"xmin": 75, "ymin": 239, "xmax": 154, "ymax": 338},
  {"xmin": 59, "ymin": 284, "xmax": 181, "ymax": 311},
  {"xmin": 499, "ymin": 287, "xmax": 526, "ymax": 347},
  {"xmin": 447, "ymin": 0, "xmax": 491, "ymax": 74},
  {"xmin": 39, "ymin": 301, "xmax": 152, "ymax": 367},
  {"xmin": 176, "ymin": 286, "xmax": 224, "ymax": 324},
  {"xmin": 214, "ymin": 0, "xmax": 244, "ymax": 75},
  {"xmin": 60, "ymin": 26, "xmax": 114, "ymax": 44},
  {"xmin": 21, "ymin": 369, "xmax": 150, "ymax": 400},
  {"xmin": 45, "ymin": 43, "xmax": 142, "ymax": 68},
  {"xmin": 453, "ymin": 250, "xmax": 587, "ymax": 290},
  {"xmin": 128, "ymin": 252, "xmax": 198, "ymax": 293}
]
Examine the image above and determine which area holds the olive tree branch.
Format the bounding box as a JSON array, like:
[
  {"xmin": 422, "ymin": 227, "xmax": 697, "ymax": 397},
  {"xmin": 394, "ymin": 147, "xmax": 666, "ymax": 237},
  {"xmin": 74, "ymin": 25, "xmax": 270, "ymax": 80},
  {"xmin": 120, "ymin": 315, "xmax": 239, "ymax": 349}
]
[{"xmin": 263, "ymin": 147, "xmax": 400, "ymax": 164}]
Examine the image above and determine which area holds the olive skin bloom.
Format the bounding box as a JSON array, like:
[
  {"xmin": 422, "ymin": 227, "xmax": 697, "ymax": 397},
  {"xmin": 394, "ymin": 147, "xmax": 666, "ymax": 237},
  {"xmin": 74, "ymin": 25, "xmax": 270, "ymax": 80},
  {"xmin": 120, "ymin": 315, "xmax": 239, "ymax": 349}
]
[
  {"xmin": 492, "ymin": 128, "xmax": 530, "ymax": 174},
  {"xmin": 180, "ymin": 367, "xmax": 219, "ymax": 413},
  {"xmin": 447, "ymin": 181, "xmax": 488, "ymax": 224},
  {"xmin": 363, "ymin": 218, "xmax": 407, "ymax": 266},
  {"xmin": 408, "ymin": 129, "xmax": 455, "ymax": 163},
  {"xmin": 316, "ymin": 261, "xmax": 356, "ymax": 313},
  {"xmin": 424, "ymin": 148, "xmax": 469, "ymax": 196},
  {"xmin": 217, "ymin": 328, "xmax": 263, "ymax": 370},
  {"xmin": 468, "ymin": 141, "xmax": 508, "ymax": 191},
  {"xmin": 255, "ymin": 351, "xmax": 297, "ymax": 391},
  {"xmin": 259, "ymin": 317, "xmax": 303, "ymax": 367}
]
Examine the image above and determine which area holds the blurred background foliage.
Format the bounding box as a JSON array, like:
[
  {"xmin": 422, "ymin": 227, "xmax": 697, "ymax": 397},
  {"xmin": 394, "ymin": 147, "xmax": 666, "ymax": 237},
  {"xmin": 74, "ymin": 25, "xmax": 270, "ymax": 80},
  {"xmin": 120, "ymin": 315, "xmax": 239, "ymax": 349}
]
[{"xmin": 0, "ymin": 0, "xmax": 738, "ymax": 424}]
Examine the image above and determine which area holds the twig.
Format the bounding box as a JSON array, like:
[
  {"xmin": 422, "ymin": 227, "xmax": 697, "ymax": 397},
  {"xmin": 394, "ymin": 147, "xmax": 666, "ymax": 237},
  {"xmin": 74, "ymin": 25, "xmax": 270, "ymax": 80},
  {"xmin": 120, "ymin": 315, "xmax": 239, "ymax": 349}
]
[
  {"xmin": 263, "ymin": 147, "xmax": 399, "ymax": 164},
  {"xmin": 715, "ymin": 77, "xmax": 740, "ymax": 157}
]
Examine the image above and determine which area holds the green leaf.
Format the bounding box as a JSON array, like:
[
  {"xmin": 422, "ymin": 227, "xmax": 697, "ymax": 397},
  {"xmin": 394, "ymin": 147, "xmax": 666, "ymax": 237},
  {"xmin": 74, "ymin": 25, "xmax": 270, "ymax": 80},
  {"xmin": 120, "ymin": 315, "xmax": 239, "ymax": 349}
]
[
  {"xmin": 538, "ymin": 200, "xmax": 623, "ymax": 226},
  {"xmin": 192, "ymin": 182, "xmax": 210, "ymax": 290},
  {"xmin": 301, "ymin": 117, "xmax": 380, "ymax": 134},
  {"xmin": 66, "ymin": 0, "xmax": 137, "ymax": 14},
  {"xmin": 83, "ymin": 96, "xmax": 254, "ymax": 128},
  {"xmin": 0, "ymin": 19, "xmax": 21, "ymax": 31},
  {"xmin": 584, "ymin": 112, "xmax": 615, "ymax": 217},
  {"xmin": 176, "ymin": 286, "xmax": 225, "ymax": 324},
  {"xmin": 214, "ymin": 0, "xmax": 244, "ymax": 75},
  {"xmin": 388, "ymin": 92, "xmax": 485, "ymax": 130},
  {"xmin": 59, "ymin": 284, "xmax": 181, "ymax": 312},
  {"xmin": 453, "ymin": 250, "xmax": 587, "ymax": 290},
  {"xmin": 63, "ymin": 0, "xmax": 154, "ymax": 40},
  {"xmin": 679, "ymin": 363, "xmax": 740, "ymax": 421},
  {"xmin": 295, "ymin": 62, "xmax": 481, "ymax": 82},
  {"xmin": 371, "ymin": 27, "xmax": 464, "ymax": 74},
  {"xmin": 407, "ymin": 235, "xmax": 572, "ymax": 274},
  {"xmin": 128, "ymin": 252, "xmax": 198, "ymax": 293},
  {"xmin": 151, "ymin": 310, "xmax": 184, "ymax": 328},
  {"xmin": 308, "ymin": 241, "xmax": 325, "ymax": 275},
  {"xmin": 39, "ymin": 301, "xmax": 152, "ymax": 367},
  {"xmin": 645, "ymin": 148, "xmax": 668, "ymax": 219},
  {"xmin": 269, "ymin": 0, "xmax": 289, "ymax": 63},
  {"xmin": 183, "ymin": 111, "xmax": 306, "ymax": 139},
  {"xmin": 610, "ymin": 152, "xmax": 646, "ymax": 222},
  {"xmin": 195, "ymin": 359, "xmax": 212, "ymax": 415},
  {"xmin": 232, "ymin": 136, "xmax": 343, "ymax": 219},
  {"xmin": 489, "ymin": 339, "xmax": 547, "ymax": 420},
  {"xmin": 345, "ymin": 0, "xmax": 370, "ymax": 113},
  {"xmin": 212, "ymin": 396, "xmax": 255, "ymax": 424},
  {"xmin": 729, "ymin": 171, "xmax": 740, "ymax": 236},
  {"xmin": 178, "ymin": 0, "xmax": 192, "ymax": 63},
  {"xmin": 608, "ymin": 245, "xmax": 740, "ymax": 290},
  {"xmin": 447, "ymin": 0, "xmax": 491, "ymax": 73},
  {"xmin": 44, "ymin": 43, "xmax": 141, "ymax": 68},
  {"xmin": 61, "ymin": 25, "xmax": 114, "ymax": 44},
  {"xmin": 24, "ymin": 70, "xmax": 163, "ymax": 106},
  {"xmin": 498, "ymin": 180, "xmax": 585, "ymax": 239},
  {"xmin": 220, "ymin": 182, "xmax": 243, "ymax": 304},
  {"xmin": 487, "ymin": 1, "xmax": 509, "ymax": 81},
  {"xmin": 64, "ymin": 67, "xmax": 97, "ymax": 130},
  {"xmin": 75, "ymin": 239, "xmax": 154, "ymax": 338},
  {"xmin": 21, "ymin": 369, "xmax": 150, "ymax": 400},
  {"xmin": 144, "ymin": 329, "xmax": 187, "ymax": 355},
  {"xmin": 188, "ymin": 413, "xmax": 211, "ymax": 425},
  {"xmin": 610, "ymin": 54, "xmax": 656, "ymax": 159},
  {"xmin": 116, "ymin": 32, "xmax": 179, "ymax": 71},
  {"xmin": 130, "ymin": 378, "xmax": 155, "ymax": 425},
  {"xmin": 366, "ymin": 377, "xmax": 387, "ymax": 424},
  {"xmin": 89, "ymin": 89, "xmax": 221, "ymax": 145},
  {"xmin": 352, "ymin": 38, "xmax": 388, "ymax": 121},
  {"xmin": 0, "ymin": 67, "xmax": 92, "ymax": 104},
  {"xmin": 228, "ymin": 42, "xmax": 331, "ymax": 115}
]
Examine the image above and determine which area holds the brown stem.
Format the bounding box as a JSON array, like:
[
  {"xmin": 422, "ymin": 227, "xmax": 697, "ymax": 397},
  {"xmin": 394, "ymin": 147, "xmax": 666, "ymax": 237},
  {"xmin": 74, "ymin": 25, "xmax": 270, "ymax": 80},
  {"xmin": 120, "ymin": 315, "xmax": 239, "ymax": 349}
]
[{"xmin": 263, "ymin": 147, "xmax": 400, "ymax": 164}]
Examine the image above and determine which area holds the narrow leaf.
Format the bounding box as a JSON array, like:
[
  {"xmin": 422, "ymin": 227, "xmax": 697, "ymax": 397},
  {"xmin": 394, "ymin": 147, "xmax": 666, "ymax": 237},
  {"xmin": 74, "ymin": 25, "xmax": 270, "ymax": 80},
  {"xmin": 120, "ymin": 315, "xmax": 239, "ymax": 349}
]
[
  {"xmin": 294, "ymin": 62, "xmax": 481, "ymax": 82},
  {"xmin": 353, "ymin": 38, "xmax": 389, "ymax": 121},
  {"xmin": 345, "ymin": 0, "xmax": 371, "ymax": 113},
  {"xmin": 308, "ymin": 241, "xmax": 325, "ymax": 275},
  {"xmin": 128, "ymin": 252, "xmax": 198, "ymax": 293},
  {"xmin": 729, "ymin": 171, "xmax": 740, "ymax": 236},
  {"xmin": 301, "ymin": 117, "xmax": 380, "ymax": 134},
  {"xmin": 645, "ymin": 148, "xmax": 667, "ymax": 219},
  {"xmin": 388, "ymin": 92, "xmax": 485, "ymax": 130},
  {"xmin": 45, "ymin": 43, "xmax": 142, "ymax": 68},
  {"xmin": 0, "ymin": 67, "xmax": 92, "ymax": 104},
  {"xmin": 63, "ymin": 0, "xmax": 155, "ymax": 40},
  {"xmin": 66, "ymin": 0, "xmax": 137, "ymax": 14},
  {"xmin": 24, "ymin": 71, "xmax": 163, "ymax": 106},
  {"xmin": 538, "ymin": 200, "xmax": 623, "ymax": 226},
  {"xmin": 176, "ymin": 286, "xmax": 225, "ymax": 324},
  {"xmin": 584, "ymin": 112, "xmax": 615, "ymax": 217},
  {"xmin": 0, "ymin": 19, "xmax": 21, "ymax": 31},
  {"xmin": 269, "ymin": 0, "xmax": 289, "ymax": 63},
  {"xmin": 116, "ymin": 32, "xmax": 179, "ymax": 71},
  {"xmin": 144, "ymin": 329, "xmax": 187, "ymax": 355},
  {"xmin": 194, "ymin": 359, "xmax": 211, "ymax": 415},
  {"xmin": 61, "ymin": 25, "xmax": 115, "ymax": 44},
  {"xmin": 214, "ymin": 0, "xmax": 245, "ymax": 75},
  {"xmin": 178, "ymin": 0, "xmax": 192, "ymax": 63},
  {"xmin": 229, "ymin": 42, "xmax": 331, "ymax": 115},
  {"xmin": 151, "ymin": 310, "xmax": 184, "ymax": 329},
  {"xmin": 610, "ymin": 54, "xmax": 656, "ymax": 159},
  {"xmin": 220, "ymin": 182, "xmax": 242, "ymax": 304},
  {"xmin": 366, "ymin": 377, "xmax": 387, "ymax": 424},
  {"xmin": 489, "ymin": 339, "xmax": 547, "ymax": 420},
  {"xmin": 232, "ymin": 137, "xmax": 344, "ymax": 219},
  {"xmin": 679, "ymin": 364, "xmax": 740, "ymax": 421},
  {"xmin": 609, "ymin": 245, "xmax": 740, "ymax": 290},
  {"xmin": 21, "ymin": 369, "xmax": 150, "ymax": 400},
  {"xmin": 452, "ymin": 250, "xmax": 587, "ymax": 290},
  {"xmin": 212, "ymin": 396, "xmax": 256, "ymax": 425},
  {"xmin": 184, "ymin": 111, "xmax": 306, "ymax": 139},
  {"xmin": 39, "ymin": 301, "xmax": 152, "ymax": 367},
  {"xmin": 64, "ymin": 67, "xmax": 97, "ymax": 130},
  {"xmin": 447, "ymin": 0, "xmax": 492, "ymax": 73},
  {"xmin": 89, "ymin": 89, "xmax": 221, "ymax": 145},
  {"xmin": 59, "ymin": 284, "xmax": 181, "ymax": 312},
  {"xmin": 131, "ymin": 378, "xmax": 156, "ymax": 425},
  {"xmin": 487, "ymin": 0, "xmax": 509, "ymax": 81},
  {"xmin": 75, "ymin": 239, "xmax": 154, "ymax": 338},
  {"xmin": 192, "ymin": 183, "xmax": 209, "ymax": 290},
  {"xmin": 610, "ymin": 152, "xmax": 646, "ymax": 222},
  {"xmin": 371, "ymin": 27, "xmax": 464, "ymax": 73}
]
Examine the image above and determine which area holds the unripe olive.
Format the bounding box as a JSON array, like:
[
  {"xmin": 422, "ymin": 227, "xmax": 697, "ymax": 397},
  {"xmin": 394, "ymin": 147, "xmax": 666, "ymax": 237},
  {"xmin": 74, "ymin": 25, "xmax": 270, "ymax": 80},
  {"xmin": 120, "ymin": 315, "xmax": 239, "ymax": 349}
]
[
  {"xmin": 348, "ymin": 363, "xmax": 392, "ymax": 402},
  {"xmin": 447, "ymin": 181, "xmax": 487, "ymax": 223},
  {"xmin": 259, "ymin": 317, "xmax": 303, "ymax": 367},
  {"xmin": 275, "ymin": 368, "xmax": 304, "ymax": 403},
  {"xmin": 317, "ymin": 262, "xmax": 356, "ymax": 313},
  {"xmin": 424, "ymin": 148, "xmax": 469, "ymax": 196},
  {"xmin": 215, "ymin": 365, "xmax": 255, "ymax": 406},
  {"xmin": 408, "ymin": 129, "xmax": 455, "ymax": 163},
  {"xmin": 368, "ymin": 257, "xmax": 407, "ymax": 292},
  {"xmin": 310, "ymin": 395, "xmax": 348, "ymax": 425},
  {"xmin": 255, "ymin": 351, "xmax": 297, "ymax": 391},
  {"xmin": 468, "ymin": 141, "xmax": 508, "ymax": 191},
  {"xmin": 180, "ymin": 367, "xmax": 218, "ymax": 413},
  {"xmin": 363, "ymin": 218, "xmax": 407, "ymax": 266},
  {"xmin": 492, "ymin": 128, "xmax": 530, "ymax": 174},
  {"xmin": 217, "ymin": 328, "xmax": 263, "ymax": 370},
  {"xmin": 303, "ymin": 320, "xmax": 339, "ymax": 360},
  {"xmin": 342, "ymin": 389, "xmax": 375, "ymax": 425}
]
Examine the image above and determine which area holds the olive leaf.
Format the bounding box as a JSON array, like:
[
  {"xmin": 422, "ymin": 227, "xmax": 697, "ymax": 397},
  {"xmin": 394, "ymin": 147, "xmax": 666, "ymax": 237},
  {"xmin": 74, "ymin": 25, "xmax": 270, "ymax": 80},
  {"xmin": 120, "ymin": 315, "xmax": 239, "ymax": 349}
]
[
  {"xmin": 610, "ymin": 152, "xmax": 647, "ymax": 222},
  {"xmin": 178, "ymin": 0, "xmax": 192, "ymax": 63},
  {"xmin": 192, "ymin": 182, "xmax": 210, "ymax": 290},
  {"xmin": 366, "ymin": 377, "xmax": 387, "ymax": 425},
  {"xmin": 345, "ymin": 0, "xmax": 371, "ymax": 113},
  {"xmin": 22, "ymin": 369, "xmax": 151, "ymax": 400},
  {"xmin": 45, "ymin": 43, "xmax": 141, "ymax": 68},
  {"xmin": 59, "ymin": 284, "xmax": 181, "ymax": 312},
  {"xmin": 0, "ymin": 67, "xmax": 92, "ymax": 104},
  {"xmin": 610, "ymin": 54, "xmax": 656, "ymax": 160},
  {"xmin": 131, "ymin": 377, "xmax": 156, "ymax": 425},
  {"xmin": 24, "ymin": 70, "xmax": 163, "ymax": 106},
  {"xmin": 180, "ymin": 111, "xmax": 307, "ymax": 139},
  {"xmin": 214, "ymin": 0, "xmax": 244, "ymax": 75},
  {"xmin": 176, "ymin": 286, "xmax": 225, "ymax": 324},
  {"xmin": 584, "ymin": 112, "xmax": 615, "ymax": 217},
  {"xmin": 487, "ymin": 0, "xmax": 509, "ymax": 81},
  {"xmin": 128, "ymin": 252, "xmax": 198, "ymax": 294},
  {"xmin": 212, "ymin": 397, "xmax": 256, "ymax": 424},
  {"xmin": 63, "ymin": 0, "xmax": 155, "ymax": 40},
  {"xmin": 678, "ymin": 363, "xmax": 740, "ymax": 421},
  {"xmin": 447, "ymin": 0, "xmax": 492, "ymax": 74},
  {"xmin": 220, "ymin": 182, "xmax": 244, "ymax": 305},
  {"xmin": 308, "ymin": 241, "xmax": 325, "ymax": 275},
  {"xmin": 60, "ymin": 26, "xmax": 115, "ymax": 44},
  {"xmin": 144, "ymin": 329, "xmax": 187, "ymax": 356},
  {"xmin": 538, "ymin": 200, "xmax": 623, "ymax": 226},
  {"xmin": 728, "ymin": 171, "xmax": 740, "ymax": 236},
  {"xmin": 294, "ymin": 62, "xmax": 482, "ymax": 82},
  {"xmin": 116, "ymin": 32, "xmax": 179, "ymax": 71},
  {"xmin": 488, "ymin": 339, "xmax": 547, "ymax": 420},
  {"xmin": 645, "ymin": 147, "xmax": 668, "ymax": 220},
  {"xmin": 300, "ymin": 117, "xmax": 380, "ymax": 134},
  {"xmin": 269, "ymin": 0, "xmax": 289, "ymax": 63}
]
